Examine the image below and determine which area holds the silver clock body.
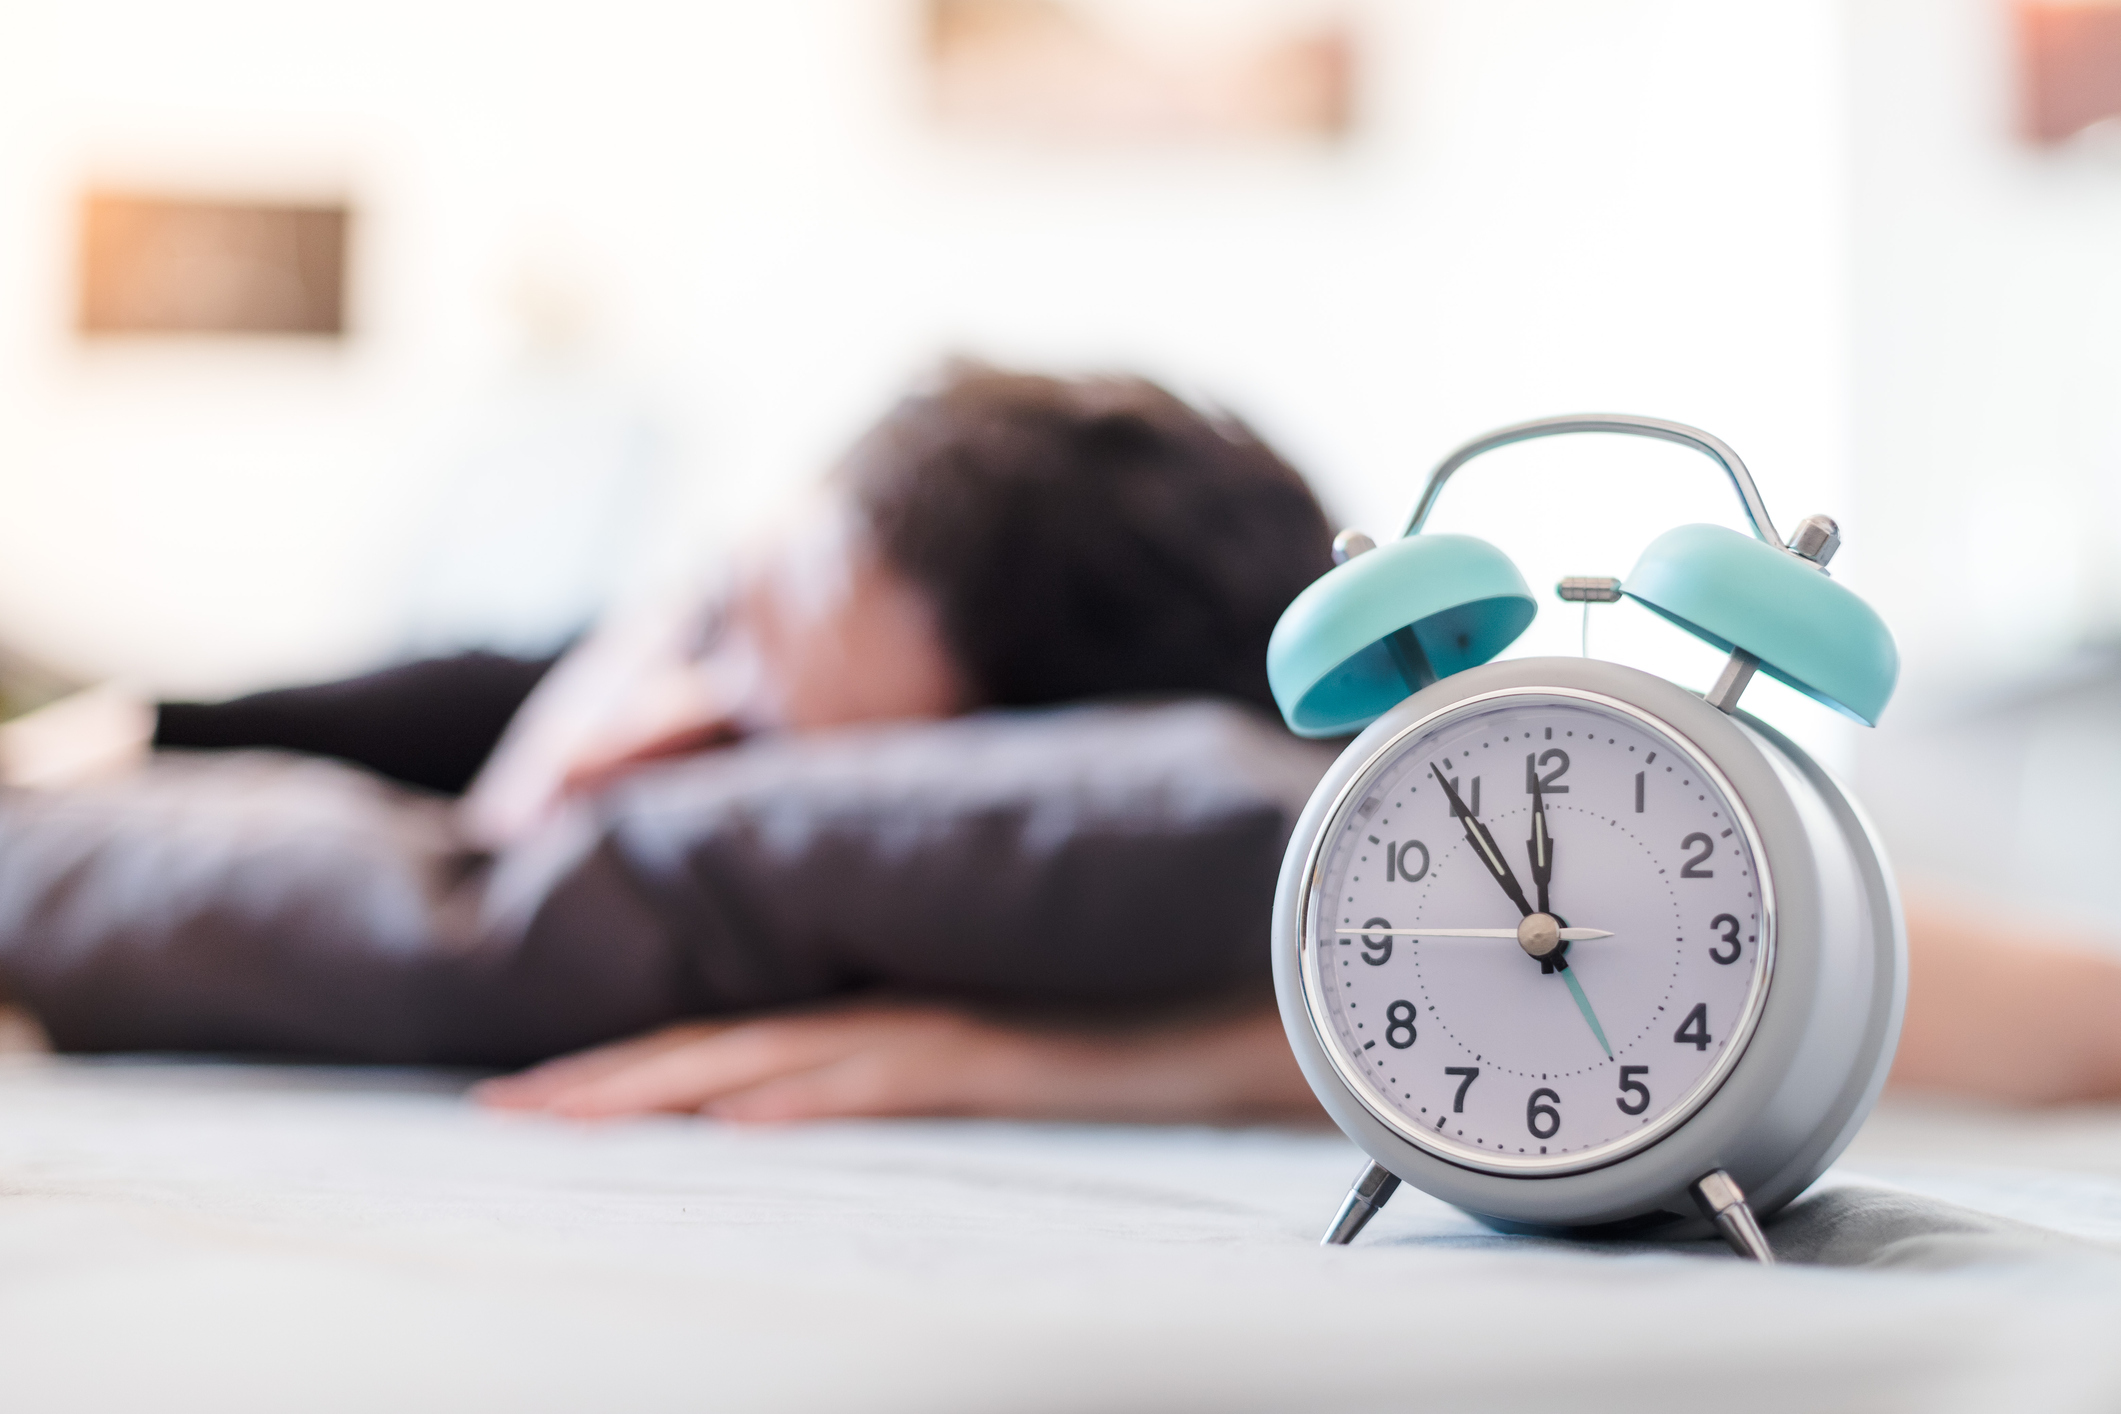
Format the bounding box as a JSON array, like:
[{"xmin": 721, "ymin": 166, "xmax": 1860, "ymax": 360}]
[{"xmin": 1272, "ymin": 657, "xmax": 1906, "ymax": 1236}]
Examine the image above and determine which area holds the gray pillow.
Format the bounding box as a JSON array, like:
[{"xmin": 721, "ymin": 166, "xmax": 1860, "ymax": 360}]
[{"xmin": 0, "ymin": 699, "xmax": 1334, "ymax": 1065}]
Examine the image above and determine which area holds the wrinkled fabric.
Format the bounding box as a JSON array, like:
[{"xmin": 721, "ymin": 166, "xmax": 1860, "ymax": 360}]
[
  {"xmin": 6, "ymin": 1065, "xmax": 2121, "ymax": 1413},
  {"xmin": 0, "ymin": 700, "xmax": 1335, "ymax": 1065}
]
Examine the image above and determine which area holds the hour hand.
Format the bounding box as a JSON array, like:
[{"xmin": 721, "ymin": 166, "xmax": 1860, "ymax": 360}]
[{"xmin": 1430, "ymin": 763, "xmax": 1534, "ymax": 917}]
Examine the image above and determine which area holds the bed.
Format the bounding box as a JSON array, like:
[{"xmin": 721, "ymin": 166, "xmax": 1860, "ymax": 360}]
[{"xmin": 2, "ymin": 1057, "xmax": 2118, "ymax": 1412}]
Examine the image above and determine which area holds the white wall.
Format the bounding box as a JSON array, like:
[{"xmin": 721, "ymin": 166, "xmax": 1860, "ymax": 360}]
[
  {"xmin": 1847, "ymin": 0, "xmax": 2121, "ymax": 927},
  {"xmin": 0, "ymin": 0, "xmax": 1849, "ymax": 766},
  {"xmin": 1850, "ymin": 0, "xmax": 2121, "ymax": 692}
]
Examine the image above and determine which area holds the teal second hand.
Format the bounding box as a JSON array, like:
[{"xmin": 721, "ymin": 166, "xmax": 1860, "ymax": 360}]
[{"xmin": 1558, "ymin": 964, "xmax": 1614, "ymax": 1059}]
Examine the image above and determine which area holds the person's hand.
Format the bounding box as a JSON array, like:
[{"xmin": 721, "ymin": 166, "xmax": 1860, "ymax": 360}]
[
  {"xmin": 473, "ymin": 999, "xmax": 1326, "ymax": 1125},
  {"xmin": 551, "ymin": 709, "xmax": 742, "ymax": 802}
]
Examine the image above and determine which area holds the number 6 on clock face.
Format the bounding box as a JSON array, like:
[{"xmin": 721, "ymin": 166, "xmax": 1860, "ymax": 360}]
[{"xmin": 1300, "ymin": 687, "xmax": 1771, "ymax": 1173}]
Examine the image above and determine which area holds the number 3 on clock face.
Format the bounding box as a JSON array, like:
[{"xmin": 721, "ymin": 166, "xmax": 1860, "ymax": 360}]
[{"xmin": 1301, "ymin": 688, "xmax": 1772, "ymax": 1174}]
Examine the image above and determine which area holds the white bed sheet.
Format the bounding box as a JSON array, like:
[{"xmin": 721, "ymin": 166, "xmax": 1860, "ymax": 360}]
[{"xmin": 0, "ymin": 1057, "xmax": 2117, "ymax": 1413}]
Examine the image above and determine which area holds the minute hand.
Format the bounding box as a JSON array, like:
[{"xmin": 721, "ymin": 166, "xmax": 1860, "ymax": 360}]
[
  {"xmin": 1527, "ymin": 768, "xmax": 1553, "ymax": 916},
  {"xmin": 1430, "ymin": 764, "xmax": 1534, "ymax": 917}
]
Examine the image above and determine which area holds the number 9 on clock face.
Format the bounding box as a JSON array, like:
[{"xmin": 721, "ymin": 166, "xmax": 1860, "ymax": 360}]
[{"xmin": 1300, "ymin": 689, "xmax": 1773, "ymax": 1173}]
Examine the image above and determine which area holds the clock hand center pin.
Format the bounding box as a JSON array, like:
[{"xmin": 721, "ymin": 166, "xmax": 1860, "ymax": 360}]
[{"xmin": 1516, "ymin": 913, "xmax": 1564, "ymax": 959}]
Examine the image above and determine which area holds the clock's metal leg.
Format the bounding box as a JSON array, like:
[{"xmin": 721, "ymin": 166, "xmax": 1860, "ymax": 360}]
[
  {"xmin": 1322, "ymin": 1161, "xmax": 1400, "ymax": 1246},
  {"xmin": 1690, "ymin": 1169, "xmax": 1777, "ymax": 1264}
]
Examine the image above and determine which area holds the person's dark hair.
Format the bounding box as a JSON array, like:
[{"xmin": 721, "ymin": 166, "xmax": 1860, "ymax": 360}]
[{"xmin": 838, "ymin": 363, "xmax": 1334, "ymax": 715}]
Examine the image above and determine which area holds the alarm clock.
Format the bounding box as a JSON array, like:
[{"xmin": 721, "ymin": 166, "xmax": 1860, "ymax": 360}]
[{"xmin": 1266, "ymin": 414, "xmax": 1904, "ymax": 1262}]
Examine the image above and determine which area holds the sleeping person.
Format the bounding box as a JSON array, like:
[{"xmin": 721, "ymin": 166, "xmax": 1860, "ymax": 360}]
[
  {"xmin": 0, "ymin": 364, "xmax": 1340, "ymax": 1121},
  {"xmin": 0, "ymin": 363, "xmax": 2115, "ymax": 1124}
]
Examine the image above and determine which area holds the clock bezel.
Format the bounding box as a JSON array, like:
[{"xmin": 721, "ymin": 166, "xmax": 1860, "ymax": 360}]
[{"xmin": 1295, "ymin": 684, "xmax": 1777, "ymax": 1178}]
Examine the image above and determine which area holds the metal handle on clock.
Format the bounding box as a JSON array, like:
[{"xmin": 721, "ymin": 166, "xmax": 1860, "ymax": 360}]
[
  {"xmin": 1401, "ymin": 413, "xmax": 1857, "ymax": 719},
  {"xmin": 1401, "ymin": 413, "xmax": 1784, "ymax": 547}
]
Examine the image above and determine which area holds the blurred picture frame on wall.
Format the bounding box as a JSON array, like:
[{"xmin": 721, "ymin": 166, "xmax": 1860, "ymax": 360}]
[
  {"xmin": 76, "ymin": 192, "xmax": 349, "ymax": 338},
  {"xmin": 2016, "ymin": 0, "xmax": 2121, "ymax": 144},
  {"xmin": 923, "ymin": 0, "xmax": 1355, "ymax": 144}
]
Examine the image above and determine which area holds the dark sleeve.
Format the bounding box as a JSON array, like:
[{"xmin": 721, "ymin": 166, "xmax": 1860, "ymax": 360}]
[{"xmin": 153, "ymin": 651, "xmax": 561, "ymax": 795}]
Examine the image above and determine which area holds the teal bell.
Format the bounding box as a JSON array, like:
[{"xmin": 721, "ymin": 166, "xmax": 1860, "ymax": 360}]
[
  {"xmin": 1624, "ymin": 522, "xmax": 1898, "ymax": 725},
  {"xmin": 1267, "ymin": 532, "xmax": 1535, "ymax": 738},
  {"xmin": 1267, "ymin": 414, "xmax": 1901, "ymax": 736}
]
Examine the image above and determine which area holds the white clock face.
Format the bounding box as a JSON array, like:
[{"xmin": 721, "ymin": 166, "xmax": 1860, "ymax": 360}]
[{"xmin": 1301, "ymin": 689, "xmax": 1773, "ymax": 1174}]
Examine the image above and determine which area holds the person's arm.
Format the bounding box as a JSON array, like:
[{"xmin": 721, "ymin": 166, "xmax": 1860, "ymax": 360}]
[
  {"xmin": 155, "ymin": 651, "xmax": 559, "ymax": 796},
  {"xmin": 475, "ymin": 997, "xmax": 1325, "ymax": 1125},
  {"xmin": 474, "ymin": 886, "xmax": 2121, "ymax": 1128},
  {"xmin": 1889, "ymin": 893, "xmax": 2121, "ymax": 1105},
  {"xmin": 0, "ymin": 684, "xmax": 155, "ymax": 788}
]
